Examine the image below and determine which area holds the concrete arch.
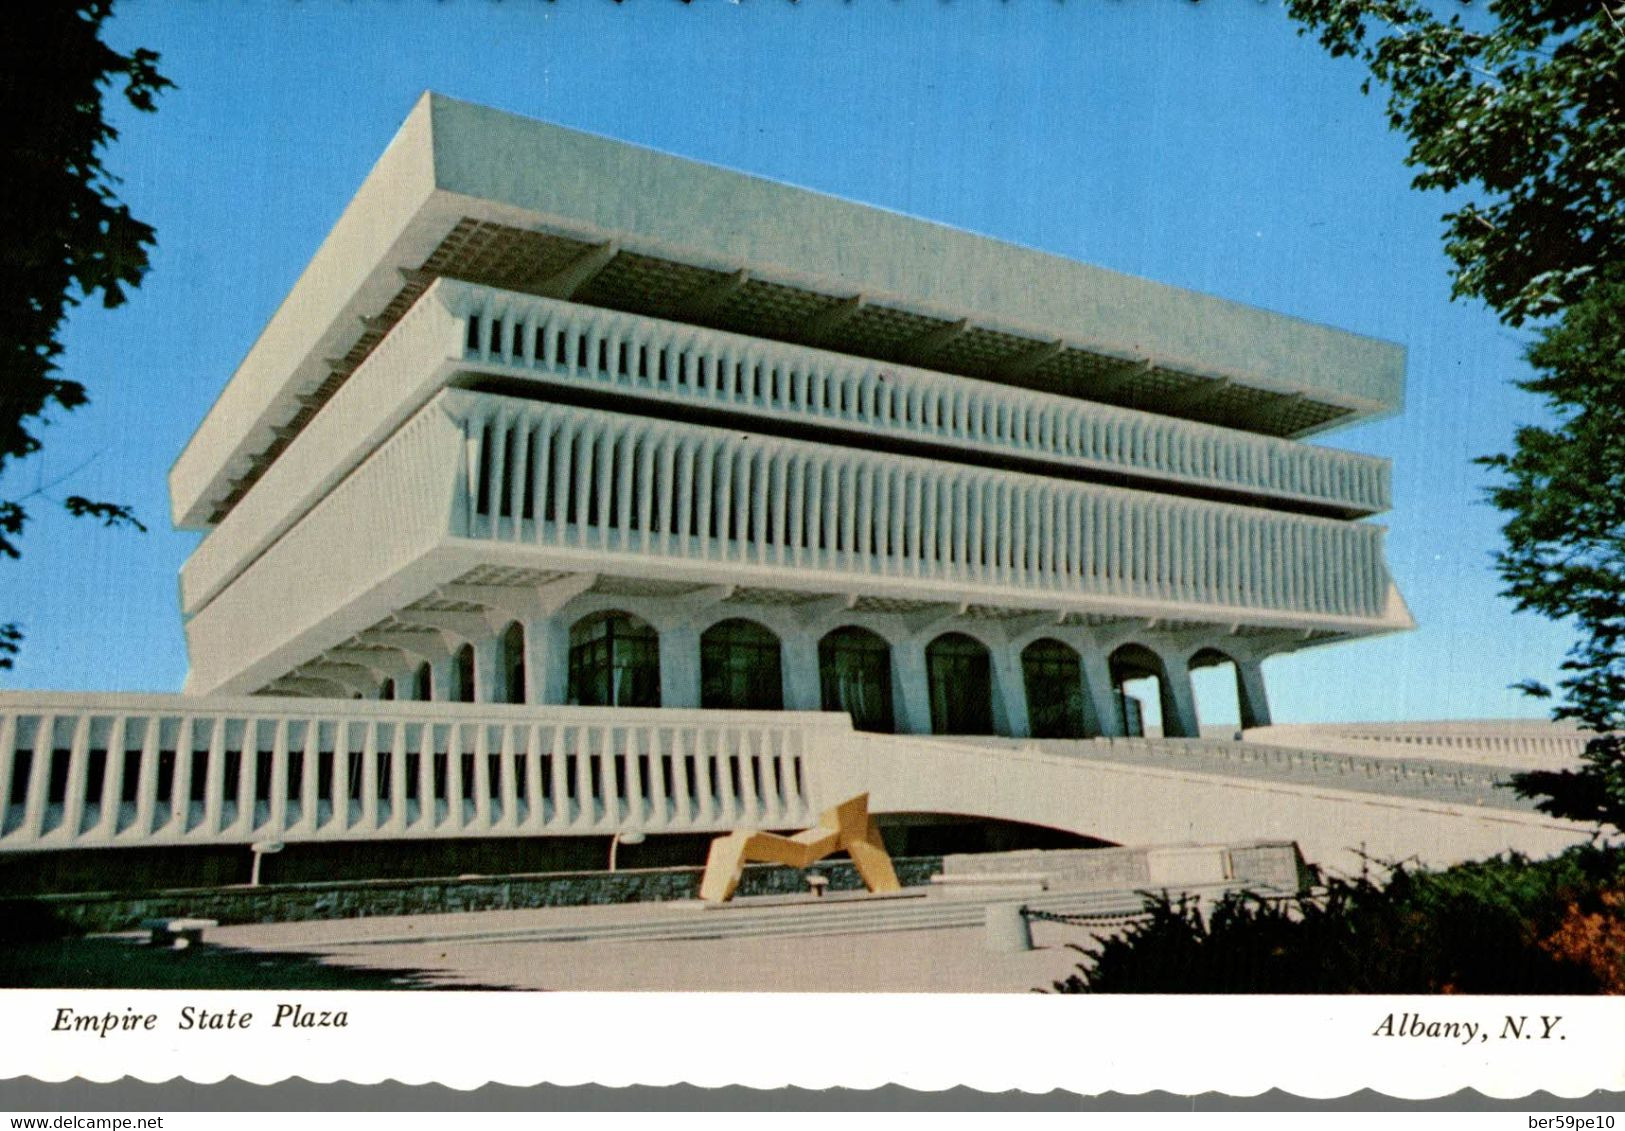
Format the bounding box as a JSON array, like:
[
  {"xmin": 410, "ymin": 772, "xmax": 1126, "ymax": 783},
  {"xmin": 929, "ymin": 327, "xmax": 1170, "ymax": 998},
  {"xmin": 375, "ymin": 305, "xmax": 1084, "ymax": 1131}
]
[
  {"xmin": 555, "ymin": 592, "xmax": 689, "ymax": 635},
  {"xmin": 690, "ymin": 603, "xmax": 803, "ymax": 642},
  {"xmin": 830, "ymin": 733, "xmax": 1585, "ymax": 877},
  {"xmin": 1108, "ymin": 642, "xmax": 1198, "ymax": 738},
  {"xmin": 1188, "ymin": 645, "xmax": 1272, "ymax": 731}
]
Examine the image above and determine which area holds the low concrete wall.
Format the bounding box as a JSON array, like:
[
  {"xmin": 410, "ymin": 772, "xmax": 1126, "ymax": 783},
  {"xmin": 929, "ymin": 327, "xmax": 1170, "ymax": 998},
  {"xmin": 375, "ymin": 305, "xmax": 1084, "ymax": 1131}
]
[
  {"xmin": 940, "ymin": 840, "xmax": 1310, "ymax": 894},
  {"xmin": 0, "ymin": 855, "xmax": 944, "ymax": 937}
]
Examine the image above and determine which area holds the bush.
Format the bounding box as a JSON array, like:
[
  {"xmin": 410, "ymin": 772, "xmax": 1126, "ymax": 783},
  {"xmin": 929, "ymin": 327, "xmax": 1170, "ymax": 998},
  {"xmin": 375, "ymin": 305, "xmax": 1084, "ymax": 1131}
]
[{"xmin": 1050, "ymin": 845, "xmax": 1625, "ymax": 994}]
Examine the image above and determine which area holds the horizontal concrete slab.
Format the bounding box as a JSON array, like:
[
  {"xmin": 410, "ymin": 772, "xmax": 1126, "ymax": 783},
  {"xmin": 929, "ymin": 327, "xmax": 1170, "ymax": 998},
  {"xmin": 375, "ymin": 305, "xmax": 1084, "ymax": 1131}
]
[{"xmin": 171, "ymin": 92, "xmax": 1405, "ymax": 530}]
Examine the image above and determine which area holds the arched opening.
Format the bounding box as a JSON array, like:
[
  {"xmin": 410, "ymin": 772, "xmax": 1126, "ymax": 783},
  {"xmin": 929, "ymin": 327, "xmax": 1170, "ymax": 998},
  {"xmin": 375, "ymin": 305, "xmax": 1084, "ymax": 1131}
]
[
  {"xmin": 926, "ymin": 632, "xmax": 993, "ymax": 735},
  {"xmin": 1021, "ymin": 638, "xmax": 1087, "ymax": 739},
  {"xmin": 499, "ymin": 621, "xmax": 527, "ymax": 705},
  {"xmin": 818, "ymin": 626, "xmax": 895, "ymax": 733},
  {"xmin": 1189, "ymin": 647, "xmax": 1243, "ymax": 736},
  {"xmin": 700, "ymin": 619, "xmax": 784, "ymax": 710},
  {"xmin": 568, "ymin": 610, "xmax": 660, "ymax": 707},
  {"xmin": 380, "ymin": 677, "xmax": 396, "ymax": 701},
  {"xmin": 1108, "ymin": 643, "xmax": 1165, "ymax": 737},
  {"xmin": 412, "ymin": 662, "xmax": 432, "ymax": 701},
  {"xmin": 453, "ymin": 643, "xmax": 476, "ymax": 704},
  {"xmin": 877, "ymin": 812, "xmax": 1116, "ymax": 857}
]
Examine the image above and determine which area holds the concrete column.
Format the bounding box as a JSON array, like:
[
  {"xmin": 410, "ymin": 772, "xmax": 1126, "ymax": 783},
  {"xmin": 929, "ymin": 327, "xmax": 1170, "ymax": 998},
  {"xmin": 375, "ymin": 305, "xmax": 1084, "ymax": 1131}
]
[
  {"xmin": 782, "ymin": 631, "xmax": 823, "ymax": 711},
  {"xmin": 473, "ymin": 636, "xmax": 500, "ymax": 703},
  {"xmin": 60, "ymin": 719, "xmax": 91, "ymax": 840},
  {"xmin": 892, "ymin": 638, "xmax": 932, "ymax": 735},
  {"xmin": 659, "ymin": 623, "xmax": 702, "ymax": 708},
  {"xmin": 1235, "ymin": 658, "xmax": 1273, "ymax": 730},
  {"xmin": 429, "ymin": 655, "xmax": 456, "ymax": 702},
  {"xmin": 1079, "ymin": 651, "xmax": 1124, "ymax": 738},
  {"xmin": 525, "ymin": 614, "xmax": 571, "ymax": 705},
  {"xmin": 990, "ymin": 647, "xmax": 1030, "ymax": 739},
  {"xmin": 1157, "ymin": 656, "xmax": 1201, "ymax": 739}
]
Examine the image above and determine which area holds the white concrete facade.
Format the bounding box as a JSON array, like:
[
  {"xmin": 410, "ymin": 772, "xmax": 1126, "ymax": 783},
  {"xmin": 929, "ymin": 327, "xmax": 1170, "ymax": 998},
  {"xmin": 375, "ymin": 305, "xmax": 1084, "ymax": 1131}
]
[
  {"xmin": 14, "ymin": 94, "xmax": 1530, "ymax": 873},
  {"xmin": 157, "ymin": 95, "xmax": 1421, "ymax": 748}
]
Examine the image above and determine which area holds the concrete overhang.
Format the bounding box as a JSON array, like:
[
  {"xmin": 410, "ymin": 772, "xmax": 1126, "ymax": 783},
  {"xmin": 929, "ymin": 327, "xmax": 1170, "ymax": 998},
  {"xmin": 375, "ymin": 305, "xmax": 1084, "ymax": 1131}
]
[{"xmin": 170, "ymin": 91, "xmax": 1406, "ymax": 531}]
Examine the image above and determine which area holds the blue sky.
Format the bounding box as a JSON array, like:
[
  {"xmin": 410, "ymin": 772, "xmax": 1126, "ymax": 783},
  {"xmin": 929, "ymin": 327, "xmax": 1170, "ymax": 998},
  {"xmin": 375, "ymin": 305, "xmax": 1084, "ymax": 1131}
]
[{"xmin": 0, "ymin": 1, "xmax": 1575, "ymax": 725}]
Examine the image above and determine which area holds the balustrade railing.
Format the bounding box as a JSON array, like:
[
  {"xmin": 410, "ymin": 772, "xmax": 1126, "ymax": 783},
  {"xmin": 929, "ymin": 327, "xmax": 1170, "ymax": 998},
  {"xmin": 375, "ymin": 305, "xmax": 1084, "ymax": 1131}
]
[
  {"xmin": 453, "ymin": 391, "xmax": 1392, "ymax": 620},
  {"xmin": 0, "ymin": 698, "xmax": 823, "ymax": 850},
  {"xmin": 448, "ymin": 281, "xmax": 1390, "ymax": 514}
]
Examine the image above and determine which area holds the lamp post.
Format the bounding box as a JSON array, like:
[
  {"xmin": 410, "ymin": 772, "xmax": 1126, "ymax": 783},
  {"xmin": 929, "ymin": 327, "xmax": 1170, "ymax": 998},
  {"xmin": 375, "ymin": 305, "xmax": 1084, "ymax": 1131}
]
[
  {"xmin": 608, "ymin": 830, "xmax": 645, "ymax": 873},
  {"xmin": 249, "ymin": 840, "xmax": 284, "ymax": 887}
]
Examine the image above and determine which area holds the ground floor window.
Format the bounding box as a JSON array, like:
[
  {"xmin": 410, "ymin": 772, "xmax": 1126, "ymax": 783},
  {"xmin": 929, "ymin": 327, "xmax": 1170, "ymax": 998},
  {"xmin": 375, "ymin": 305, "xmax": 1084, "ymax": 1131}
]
[
  {"xmin": 569, "ymin": 611, "xmax": 660, "ymax": 707},
  {"xmin": 701, "ymin": 618, "xmax": 783, "ymax": 710},
  {"xmin": 500, "ymin": 621, "xmax": 526, "ymax": 705},
  {"xmin": 1022, "ymin": 637, "xmax": 1086, "ymax": 738},
  {"xmin": 926, "ymin": 632, "xmax": 994, "ymax": 735},
  {"xmin": 819, "ymin": 626, "xmax": 894, "ymax": 733},
  {"xmin": 453, "ymin": 643, "xmax": 476, "ymax": 704}
]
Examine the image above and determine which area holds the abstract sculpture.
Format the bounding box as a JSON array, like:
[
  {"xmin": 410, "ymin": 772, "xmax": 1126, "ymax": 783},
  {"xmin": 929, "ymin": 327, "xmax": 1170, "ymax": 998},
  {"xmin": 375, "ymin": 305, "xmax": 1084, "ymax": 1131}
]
[{"xmin": 698, "ymin": 793, "xmax": 901, "ymax": 904}]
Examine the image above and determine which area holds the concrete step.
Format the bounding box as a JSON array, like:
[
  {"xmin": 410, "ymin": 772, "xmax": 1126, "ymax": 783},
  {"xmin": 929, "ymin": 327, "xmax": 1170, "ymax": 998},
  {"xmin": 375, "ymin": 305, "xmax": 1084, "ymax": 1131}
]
[{"xmin": 279, "ymin": 882, "xmax": 1263, "ymax": 950}]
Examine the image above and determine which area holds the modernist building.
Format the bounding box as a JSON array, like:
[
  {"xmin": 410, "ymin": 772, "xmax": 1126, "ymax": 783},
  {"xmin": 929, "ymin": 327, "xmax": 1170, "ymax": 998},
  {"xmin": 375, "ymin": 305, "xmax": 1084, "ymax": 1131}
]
[
  {"xmin": 172, "ymin": 93, "xmax": 1411, "ymax": 743},
  {"xmin": 29, "ymin": 93, "xmax": 1560, "ymax": 891}
]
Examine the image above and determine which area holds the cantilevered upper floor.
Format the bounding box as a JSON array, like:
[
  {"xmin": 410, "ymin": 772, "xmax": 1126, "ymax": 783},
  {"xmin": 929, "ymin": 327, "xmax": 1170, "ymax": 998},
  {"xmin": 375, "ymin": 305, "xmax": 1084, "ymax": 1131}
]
[{"xmin": 169, "ymin": 92, "xmax": 1406, "ymax": 531}]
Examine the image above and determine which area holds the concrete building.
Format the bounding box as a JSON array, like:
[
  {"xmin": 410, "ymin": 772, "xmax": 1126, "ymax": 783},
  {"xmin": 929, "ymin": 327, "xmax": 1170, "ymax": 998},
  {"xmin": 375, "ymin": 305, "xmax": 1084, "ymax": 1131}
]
[
  {"xmin": 174, "ymin": 93, "xmax": 1412, "ymax": 734},
  {"xmin": 1, "ymin": 95, "xmax": 1589, "ymax": 885}
]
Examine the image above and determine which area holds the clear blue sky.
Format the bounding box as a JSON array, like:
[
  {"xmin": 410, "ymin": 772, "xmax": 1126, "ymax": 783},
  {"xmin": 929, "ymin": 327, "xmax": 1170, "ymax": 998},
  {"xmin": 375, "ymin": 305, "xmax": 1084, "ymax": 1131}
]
[{"xmin": 0, "ymin": 1, "xmax": 1575, "ymax": 725}]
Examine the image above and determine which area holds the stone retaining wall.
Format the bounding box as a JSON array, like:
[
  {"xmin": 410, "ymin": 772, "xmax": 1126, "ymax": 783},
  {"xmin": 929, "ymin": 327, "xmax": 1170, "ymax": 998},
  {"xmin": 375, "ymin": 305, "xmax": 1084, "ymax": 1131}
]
[{"xmin": 1, "ymin": 855, "xmax": 944, "ymax": 937}]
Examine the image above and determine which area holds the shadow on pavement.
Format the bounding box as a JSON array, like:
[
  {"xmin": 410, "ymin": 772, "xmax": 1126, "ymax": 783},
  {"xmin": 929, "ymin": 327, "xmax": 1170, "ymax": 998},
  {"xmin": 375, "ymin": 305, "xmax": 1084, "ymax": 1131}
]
[{"xmin": 0, "ymin": 934, "xmax": 522, "ymax": 991}]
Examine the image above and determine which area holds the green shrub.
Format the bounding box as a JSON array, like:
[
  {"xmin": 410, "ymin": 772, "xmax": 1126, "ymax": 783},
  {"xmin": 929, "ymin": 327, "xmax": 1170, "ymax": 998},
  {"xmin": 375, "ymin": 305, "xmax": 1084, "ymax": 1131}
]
[{"xmin": 1051, "ymin": 845, "xmax": 1625, "ymax": 994}]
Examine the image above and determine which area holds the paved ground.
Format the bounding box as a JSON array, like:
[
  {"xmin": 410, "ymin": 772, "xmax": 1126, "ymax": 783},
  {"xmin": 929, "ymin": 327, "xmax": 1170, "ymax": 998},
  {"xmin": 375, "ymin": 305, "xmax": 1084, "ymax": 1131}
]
[{"xmin": 206, "ymin": 911, "xmax": 1103, "ymax": 993}]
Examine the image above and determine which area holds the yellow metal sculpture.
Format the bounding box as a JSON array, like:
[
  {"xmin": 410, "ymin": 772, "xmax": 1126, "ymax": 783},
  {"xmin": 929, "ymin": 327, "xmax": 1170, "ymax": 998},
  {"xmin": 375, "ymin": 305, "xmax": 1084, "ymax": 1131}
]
[{"xmin": 698, "ymin": 793, "xmax": 901, "ymax": 904}]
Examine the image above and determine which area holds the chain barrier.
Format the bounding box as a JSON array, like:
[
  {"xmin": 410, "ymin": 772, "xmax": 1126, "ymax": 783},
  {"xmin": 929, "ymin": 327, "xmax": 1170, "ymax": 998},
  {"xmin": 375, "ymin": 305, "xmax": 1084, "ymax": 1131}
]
[{"xmin": 1020, "ymin": 906, "xmax": 1151, "ymax": 927}]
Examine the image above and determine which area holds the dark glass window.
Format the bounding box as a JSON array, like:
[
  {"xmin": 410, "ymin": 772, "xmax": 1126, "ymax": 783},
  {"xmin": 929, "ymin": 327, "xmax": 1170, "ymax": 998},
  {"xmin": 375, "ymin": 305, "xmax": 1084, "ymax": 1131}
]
[
  {"xmin": 454, "ymin": 644, "xmax": 476, "ymax": 704},
  {"xmin": 926, "ymin": 632, "xmax": 994, "ymax": 735},
  {"xmin": 500, "ymin": 622, "xmax": 527, "ymax": 705},
  {"xmin": 568, "ymin": 612, "xmax": 660, "ymax": 707},
  {"xmin": 413, "ymin": 662, "xmax": 432, "ymax": 701},
  {"xmin": 1022, "ymin": 638, "xmax": 1087, "ymax": 739},
  {"xmin": 700, "ymin": 619, "xmax": 783, "ymax": 710},
  {"xmin": 818, "ymin": 626, "xmax": 894, "ymax": 733}
]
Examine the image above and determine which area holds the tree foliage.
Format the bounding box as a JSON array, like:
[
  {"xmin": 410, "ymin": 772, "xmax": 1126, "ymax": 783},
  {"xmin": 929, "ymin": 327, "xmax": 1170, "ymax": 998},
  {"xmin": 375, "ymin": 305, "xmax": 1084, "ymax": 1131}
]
[
  {"xmin": 1283, "ymin": 0, "xmax": 1625, "ymax": 822},
  {"xmin": 1482, "ymin": 275, "xmax": 1625, "ymax": 732},
  {"xmin": 1285, "ymin": 0, "xmax": 1625, "ymax": 326},
  {"xmin": 0, "ymin": 1, "xmax": 167, "ymax": 668}
]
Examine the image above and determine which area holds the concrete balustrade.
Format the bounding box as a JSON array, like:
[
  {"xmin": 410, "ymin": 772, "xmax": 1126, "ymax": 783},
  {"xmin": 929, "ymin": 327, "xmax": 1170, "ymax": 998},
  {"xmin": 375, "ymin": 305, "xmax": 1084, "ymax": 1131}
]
[
  {"xmin": 179, "ymin": 280, "xmax": 1394, "ymax": 621},
  {"xmin": 452, "ymin": 391, "xmax": 1392, "ymax": 619},
  {"xmin": 0, "ymin": 697, "xmax": 830, "ymax": 851},
  {"xmin": 181, "ymin": 388, "xmax": 1408, "ymax": 699},
  {"xmin": 451, "ymin": 281, "xmax": 1391, "ymax": 515},
  {"xmin": 0, "ymin": 695, "xmax": 1592, "ymax": 876}
]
